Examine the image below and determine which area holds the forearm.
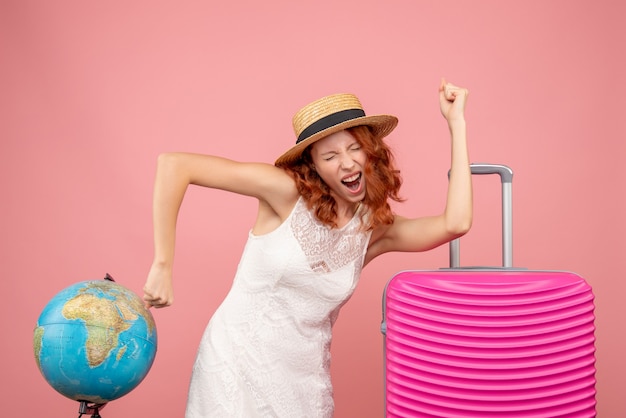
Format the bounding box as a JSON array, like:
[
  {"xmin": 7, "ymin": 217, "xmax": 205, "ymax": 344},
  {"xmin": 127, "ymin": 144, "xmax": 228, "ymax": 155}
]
[
  {"xmin": 445, "ymin": 119, "xmax": 473, "ymax": 235},
  {"xmin": 151, "ymin": 153, "xmax": 190, "ymax": 268}
]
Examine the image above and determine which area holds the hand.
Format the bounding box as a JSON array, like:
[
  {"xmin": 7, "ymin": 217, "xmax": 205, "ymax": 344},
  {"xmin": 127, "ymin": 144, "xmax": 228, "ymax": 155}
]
[
  {"xmin": 439, "ymin": 78, "xmax": 469, "ymax": 125},
  {"xmin": 143, "ymin": 263, "xmax": 174, "ymax": 309}
]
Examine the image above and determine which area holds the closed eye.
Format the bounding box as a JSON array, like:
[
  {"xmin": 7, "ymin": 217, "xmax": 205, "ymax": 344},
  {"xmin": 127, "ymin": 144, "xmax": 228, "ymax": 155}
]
[{"xmin": 349, "ymin": 141, "xmax": 361, "ymax": 151}]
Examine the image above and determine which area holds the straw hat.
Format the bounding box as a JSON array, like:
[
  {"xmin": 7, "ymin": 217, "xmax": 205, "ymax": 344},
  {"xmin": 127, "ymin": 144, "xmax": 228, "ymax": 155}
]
[{"xmin": 274, "ymin": 93, "xmax": 398, "ymax": 166}]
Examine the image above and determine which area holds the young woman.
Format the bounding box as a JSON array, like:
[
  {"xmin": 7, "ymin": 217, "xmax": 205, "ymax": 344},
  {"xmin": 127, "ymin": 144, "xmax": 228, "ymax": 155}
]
[{"xmin": 143, "ymin": 79, "xmax": 472, "ymax": 417}]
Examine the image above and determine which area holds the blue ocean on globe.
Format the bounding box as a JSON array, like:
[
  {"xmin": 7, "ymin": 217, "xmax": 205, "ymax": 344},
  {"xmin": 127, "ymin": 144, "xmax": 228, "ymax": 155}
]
[{"xmin": 33, "ymin": 279, "xmax": 158, "ymax": 404}]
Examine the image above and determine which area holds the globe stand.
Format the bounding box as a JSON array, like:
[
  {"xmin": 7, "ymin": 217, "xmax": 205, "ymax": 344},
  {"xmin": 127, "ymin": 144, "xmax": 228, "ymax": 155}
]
[
  {"xmin": 77, "ymin": 401, "xmax": 107, "ymax": 418},
  {"xmin": 77, "ymin": 274, "xmax": 112, "ymax": 418}
]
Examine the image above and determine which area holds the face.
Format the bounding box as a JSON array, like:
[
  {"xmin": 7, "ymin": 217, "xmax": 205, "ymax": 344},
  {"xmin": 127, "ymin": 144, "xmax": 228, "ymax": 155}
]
[{"xmin": 309, "ymin": 130, "xmax": 367, "ymax": 205}]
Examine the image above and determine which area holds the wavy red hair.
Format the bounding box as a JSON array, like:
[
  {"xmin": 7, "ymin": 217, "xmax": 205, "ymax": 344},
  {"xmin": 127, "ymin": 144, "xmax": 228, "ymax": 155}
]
[{"xmin": 278, "ymin": 126, "xmax": 403, "ymax": 229}]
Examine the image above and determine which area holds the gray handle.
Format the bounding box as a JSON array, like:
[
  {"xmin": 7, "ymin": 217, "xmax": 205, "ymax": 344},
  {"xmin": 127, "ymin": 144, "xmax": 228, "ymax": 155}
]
[{"xmin": 449, "ymin": 163, "xmax": 514, "ymax": 268}]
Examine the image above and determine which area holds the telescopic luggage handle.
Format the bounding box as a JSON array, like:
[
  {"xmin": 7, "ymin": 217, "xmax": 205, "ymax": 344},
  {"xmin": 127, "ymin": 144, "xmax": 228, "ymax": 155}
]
[{"xmin": 449, "ymin": 163, "xmax": 514, "ymax": 268}]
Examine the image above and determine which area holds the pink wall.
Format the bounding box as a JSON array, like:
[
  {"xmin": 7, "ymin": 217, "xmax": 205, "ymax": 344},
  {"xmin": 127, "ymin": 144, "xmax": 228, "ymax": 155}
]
[{"xmin": 2, "ymin": 0, "xmax": 624, "ymax": 416}]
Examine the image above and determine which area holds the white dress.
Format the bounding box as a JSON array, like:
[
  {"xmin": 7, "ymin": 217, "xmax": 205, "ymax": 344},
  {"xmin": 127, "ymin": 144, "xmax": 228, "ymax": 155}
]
[{"xmin": 186, "ymin": 197, "xmax": 372, "ymax": 418}]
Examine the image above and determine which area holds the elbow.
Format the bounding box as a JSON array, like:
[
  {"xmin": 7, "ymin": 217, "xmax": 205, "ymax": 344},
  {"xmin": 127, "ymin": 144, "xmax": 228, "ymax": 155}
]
[
  {"xmin": 156, "ymin": 152, "xmax": 186, "ymax": 176},
  {"xmin": 446, "ymin": 216, "xmax": 473, "ymax": 239},
  {"xmin": 444, "ymin": 201, "xmax": 473, "ymax": 239},
  {"xmin": 155, "ymin": 152, "xmax": 192, "ymax": 185},
  {"xmin": 157, "ymin": 152, "xmax": 180, "ymax": 168}
]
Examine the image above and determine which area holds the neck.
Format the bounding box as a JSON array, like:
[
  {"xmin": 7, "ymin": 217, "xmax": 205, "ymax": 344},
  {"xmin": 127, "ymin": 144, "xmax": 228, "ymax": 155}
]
[{"xmin": 336, "ymin": 200, "xmax": 361, "ymax": 220}]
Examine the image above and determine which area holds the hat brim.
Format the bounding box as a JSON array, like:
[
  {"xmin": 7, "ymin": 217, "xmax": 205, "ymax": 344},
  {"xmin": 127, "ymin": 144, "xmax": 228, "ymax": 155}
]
[{"xmin": 274, "ymin": 114, "xmax": 398, "ymax": 167}]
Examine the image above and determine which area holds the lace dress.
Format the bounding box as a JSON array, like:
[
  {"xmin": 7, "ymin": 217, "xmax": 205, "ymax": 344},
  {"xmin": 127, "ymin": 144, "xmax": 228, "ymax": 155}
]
[{"xmin": 185, "ymin": 197, "xmax": 372, "ymax": 418}]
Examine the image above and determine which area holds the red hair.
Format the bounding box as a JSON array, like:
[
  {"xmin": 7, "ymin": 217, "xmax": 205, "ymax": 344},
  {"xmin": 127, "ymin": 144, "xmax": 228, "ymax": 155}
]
[{"xmin": 279, "ymin": 126, "xmax": 403, "ymax": 229}]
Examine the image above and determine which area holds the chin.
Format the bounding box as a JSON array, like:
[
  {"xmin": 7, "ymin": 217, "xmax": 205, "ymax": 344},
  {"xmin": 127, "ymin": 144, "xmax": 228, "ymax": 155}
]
[{"xmin": 333, "ymin": 189, "xmax": 364, "ymax": 205}]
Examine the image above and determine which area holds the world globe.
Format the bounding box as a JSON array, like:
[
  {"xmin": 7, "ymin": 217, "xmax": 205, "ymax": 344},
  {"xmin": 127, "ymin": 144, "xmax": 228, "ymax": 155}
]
[{"xmin": 33, "ymin": 276, "xmax": 157, "ymax": 406}]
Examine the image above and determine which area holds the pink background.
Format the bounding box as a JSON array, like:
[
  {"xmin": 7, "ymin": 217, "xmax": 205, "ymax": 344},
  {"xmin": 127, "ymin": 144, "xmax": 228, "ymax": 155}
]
[{"xmin": 2, "ymin": 1, "xmax": 624, "ymax": 416}]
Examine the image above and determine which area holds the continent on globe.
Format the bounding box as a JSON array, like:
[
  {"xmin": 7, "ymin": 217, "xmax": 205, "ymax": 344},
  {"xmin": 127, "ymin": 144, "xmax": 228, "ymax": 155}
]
[{"xmin": 61, "ymin": 282, "xmax": 153, "ymax": 367}]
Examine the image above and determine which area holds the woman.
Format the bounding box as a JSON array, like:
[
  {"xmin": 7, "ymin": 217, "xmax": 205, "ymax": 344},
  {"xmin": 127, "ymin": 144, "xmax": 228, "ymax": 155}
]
[{"xmin": 143, "ymin": 79, "xmax": 472, "ymax": 417}]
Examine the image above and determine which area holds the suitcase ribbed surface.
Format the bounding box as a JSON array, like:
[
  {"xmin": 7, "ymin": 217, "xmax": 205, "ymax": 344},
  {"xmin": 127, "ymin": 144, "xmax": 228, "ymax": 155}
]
[{"xmin": 384, "ymin": 271, "xmax": 596, "ymax": 417}]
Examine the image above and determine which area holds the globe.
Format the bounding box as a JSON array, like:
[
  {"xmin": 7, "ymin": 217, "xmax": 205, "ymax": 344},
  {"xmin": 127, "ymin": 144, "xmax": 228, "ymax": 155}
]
[{"xmin": 33, "ymin": 277, "xmax": 157, "ymax": 405}]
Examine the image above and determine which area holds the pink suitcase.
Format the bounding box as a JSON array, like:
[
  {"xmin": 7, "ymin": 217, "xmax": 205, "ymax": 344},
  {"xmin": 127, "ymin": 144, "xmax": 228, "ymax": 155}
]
[{"xmin": 381, "ymin": 164, "xmax": 596, "ymax": 417}]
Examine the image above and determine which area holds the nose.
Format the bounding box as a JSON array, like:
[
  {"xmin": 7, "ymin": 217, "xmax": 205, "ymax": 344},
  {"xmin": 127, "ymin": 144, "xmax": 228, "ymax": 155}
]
[{"xmin": 339, "ymin": 152, "xmax": 355, "ymax": 170}]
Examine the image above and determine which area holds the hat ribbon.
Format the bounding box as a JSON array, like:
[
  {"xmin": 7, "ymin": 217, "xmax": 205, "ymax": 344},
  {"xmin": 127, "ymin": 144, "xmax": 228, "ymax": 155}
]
[{"xmin": 297, "ymin": 109, "xmax": 366, "ymax": 144}]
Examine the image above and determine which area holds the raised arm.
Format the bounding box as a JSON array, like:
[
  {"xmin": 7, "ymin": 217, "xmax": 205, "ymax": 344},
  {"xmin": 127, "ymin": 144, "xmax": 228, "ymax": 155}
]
[
  {"xmin": 365, "ymin": 79, "xmax": 473, "ymax": 263},
  {"xmin": 143, "ymin": 153, "xmax": 297, "ymax": 308}
]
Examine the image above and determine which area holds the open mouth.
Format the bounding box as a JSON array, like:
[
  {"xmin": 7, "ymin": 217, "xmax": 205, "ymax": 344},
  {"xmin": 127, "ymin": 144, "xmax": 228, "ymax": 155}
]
[{"xmin": 342, "ymin": 173, "xmax": 362, "ymax": 192}]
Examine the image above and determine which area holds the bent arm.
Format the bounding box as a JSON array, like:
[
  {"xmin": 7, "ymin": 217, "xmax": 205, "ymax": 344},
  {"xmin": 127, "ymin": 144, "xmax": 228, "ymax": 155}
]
[
  {"xmin": 143, "ymin": 152, "xmax": 296, "ymax": 308},
  {"xmin": 366, "ymin": 80, "xmax": 473, "ymax": 262},
  {"xmin": 151, "ymin": 153, "xmax": 295, "ymax": 264}
]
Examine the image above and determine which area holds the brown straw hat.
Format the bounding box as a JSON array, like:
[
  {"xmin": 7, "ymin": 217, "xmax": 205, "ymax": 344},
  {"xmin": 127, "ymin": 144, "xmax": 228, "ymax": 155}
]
[{"xmin": 274, "ymin": 93, "xmax": 398, "ymax": 166}]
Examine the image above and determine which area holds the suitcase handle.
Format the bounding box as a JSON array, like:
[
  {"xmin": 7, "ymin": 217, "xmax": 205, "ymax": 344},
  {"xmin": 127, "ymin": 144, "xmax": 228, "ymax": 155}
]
[{"xmin": 449, "ymin": 163, "xmax": 514, "ymax": 268}]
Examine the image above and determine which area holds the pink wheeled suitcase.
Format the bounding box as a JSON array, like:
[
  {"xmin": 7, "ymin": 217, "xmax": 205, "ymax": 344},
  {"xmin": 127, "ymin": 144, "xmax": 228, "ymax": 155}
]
[{"xmin": 381, "ymin": 164, "xmax": 596, "ymax": 417}]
